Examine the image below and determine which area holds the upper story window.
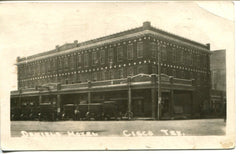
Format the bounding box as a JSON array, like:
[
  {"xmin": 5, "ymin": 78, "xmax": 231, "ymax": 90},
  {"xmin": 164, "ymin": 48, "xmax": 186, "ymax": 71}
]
[
  {"xmin": 101, "ymin": 71, "xmax": 105, "ymax": 81},
  {"xmin": 183, "ymin": 50, "xmax": 187, "ymax": 65},
  {"xmin": 172, "ymin": 69, "xmax": 176, "ymax": 77},
  {"xmin": 97, "ymin": 71, "xmax": 101, "ymax": 81},
  {"xmin": 187, "ymin": 53, "xmax": 192, "ymax": 66},
  {"xmin": 162, "ymin": 67, "xmax": 167, "ymax": 75},
  {"xmin": 40, "ymin": 63, "xmax": 44, "ymax": 74},
  {"xmin": 110, "ymin": 69, "xmax": 114, "ymax": 79},
  {"xmin": 100, "ymin": 50, "xmax": 105, "ymax": 64},
  {"xmin": 119, "ymin": 68, "xmax": 124, "ymax": 79},
  {"xmin": 204, "ymin": 54, "xmax": 209, "ymax": 68},
  {"xmin": 127, "ymin": 66, "xmax": 134, "ymax": 76},
  {"xmin": 190, "ymin": 51, "xmax": 193, "ymax": 66},
  {"xmin": 152, "ymin": 66, "xmax": 157, "ymax": 74},
  {"xmin": 44, "ymin": 63, "xmax": 48, "ymax": 74},
  {"xmin": 127, "ymin": 44, "xmax": 133, "ymax": 60},
  {"xmin": 159, "ymin": 45, "xmax": 167, "ymax": 61},
  {"xmin": 180, "ymin": 50, "xmax": 184, "ymax": 64},
  {"xmin": 77, "ymin": 54, "xmax": 82, "ymax": 68},
  {"xmin": 46, "ymin": 60, "xmax": 52, "ymax": 73},
  {"xmin": 196, "ymin": 54, "xmax": 200, "ymax": 67},
  {"xmin": 92, "ymin": 51, "xmax": 98, "ymax": 66},
  {"xmin": 69, "ymin": 56, "xmax": 75, "ymax": 69},
  {"xmin": 137, "ymin": 42, "xmax": 143, "ymax": 58},
  {"xmin": 58, "ymin": 58, "xmax": 61, "ymax": 70},
  {"xmin": 53, "ymin": 59, "xmax": 57, "ymax": 72},
  {"xmin": 28, "ymin": 65, "xmax": 32, "ymax": 76},
  {"xmin": 64, "ymin": 57, "xmax": 69, "ymax": 68},
  {"xmin": 84, "ymin": 53, "xmax": 89, "ymax": 67},
  {"xmin": 176, "ymin": 50, "xmax": 181, "ymax": 64},
  {"xmin": 137, "ymin": 66, "xmax": 144, "ymax": 74},
  {"xmin": 172, "ymin": 48, "xmax": 177, "ymax": 63},
  {"xmin": 108, "ymin": 48, "xmax": 114, "ymax": 64},
  {"xmin": 167, "ymin": 48, "xmax": 173, "ymax": 62},
  {"xmin": 105, "ymin": 70, "xmax": 109, "ymax": 80},
  {"xmin": 93, "ymin": 72, "xmax": 97, "ymax": 81},
  {"xmin": 151, "ymin": 42, "xmax": 157, "ymax": 58},
  {"xmin": 36, "ymin": 63, "xmax": 40, "ymax": 75},
  {"xmin": 60, "ymin": 58, "xmax": 64, "ymax": 69},
  {"xmin": 189, "ymin": 52, "xmax": 194, "ymax": 66},
  {"xmin": 48, "ymin": 60, "xmax": 51, "ymax": 72},
  {"xmin": 117, "ymin": 46, "xmax": 123, "ymax": 62}
]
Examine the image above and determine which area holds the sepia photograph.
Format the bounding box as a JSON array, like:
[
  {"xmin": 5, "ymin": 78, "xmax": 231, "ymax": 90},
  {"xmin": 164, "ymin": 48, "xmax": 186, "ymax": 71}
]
[{"xmin": 0, "ymin": 1, "xmax": 235, "ymax": 150}]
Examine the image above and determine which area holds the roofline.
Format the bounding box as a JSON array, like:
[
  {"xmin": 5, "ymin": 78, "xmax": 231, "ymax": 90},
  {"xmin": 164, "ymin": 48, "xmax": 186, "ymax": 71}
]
[{"xmin": 17, "ymin": 21, "xmax": 210, "ymax": 64}]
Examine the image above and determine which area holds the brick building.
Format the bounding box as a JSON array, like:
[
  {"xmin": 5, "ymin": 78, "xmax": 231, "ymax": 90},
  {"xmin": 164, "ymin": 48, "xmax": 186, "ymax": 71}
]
[{"xmin": 11, "ymin": 22, "xmax": 212, "ymax": 120}]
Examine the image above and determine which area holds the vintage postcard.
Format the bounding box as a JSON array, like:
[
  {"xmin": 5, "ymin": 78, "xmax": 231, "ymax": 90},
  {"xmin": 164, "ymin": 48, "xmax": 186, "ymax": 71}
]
[{"xmin": 0, "ymin": 1, "xmax": 235, "ymax": 150}]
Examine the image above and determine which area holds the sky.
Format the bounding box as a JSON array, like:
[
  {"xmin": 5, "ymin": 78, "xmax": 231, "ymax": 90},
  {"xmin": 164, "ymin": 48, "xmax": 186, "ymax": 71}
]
[{"xmin": 0, "ymin": 1, "xmax": 235, "ymax": 91}]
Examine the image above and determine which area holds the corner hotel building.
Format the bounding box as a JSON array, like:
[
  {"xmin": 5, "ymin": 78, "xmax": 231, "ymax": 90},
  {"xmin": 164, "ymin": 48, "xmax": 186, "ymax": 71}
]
[{"xmin": 10, "ymin": 21, "xmax": 212, "ymax": 119}]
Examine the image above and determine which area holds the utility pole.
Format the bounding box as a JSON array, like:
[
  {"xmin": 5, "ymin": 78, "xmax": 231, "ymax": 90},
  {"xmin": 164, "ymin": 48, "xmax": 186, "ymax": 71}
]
[{"xmin": 157, "ymin": 45, "xmax": 163, "ymax": 120}]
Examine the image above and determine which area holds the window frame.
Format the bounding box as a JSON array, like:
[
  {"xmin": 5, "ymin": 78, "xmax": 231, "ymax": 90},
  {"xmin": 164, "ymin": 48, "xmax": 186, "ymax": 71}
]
[
  {"xmin": 117, "ymin": 46, "xmax": 123, "ymax": 62},
  {"xmin": 77, "ymin": 54, "xmax": 82, "ymax": 68},
  {"xmin": 92, "ymin": 51, "xmax": 98, "ymax": 66},
  {"xmin": 127, "ymin": 43, "xmax": 133, "ymax": 60},
  {"xmin": 108, "ymin": 48, "xmax": 114, "ymax": 63},
  {"xmin": 100, "ymin": 50, "xmax": 105, "ymax": 64},
  {"xmin": 137, "ymin": 41, "xmax": 143, "ymax": 58},
  {"xmin": 84, "ymin": 53, "xmax": 89, "ymax": 67},
  {"xmin": 150, "ymin": 42, "xmax": 157, "ymax": 58}
]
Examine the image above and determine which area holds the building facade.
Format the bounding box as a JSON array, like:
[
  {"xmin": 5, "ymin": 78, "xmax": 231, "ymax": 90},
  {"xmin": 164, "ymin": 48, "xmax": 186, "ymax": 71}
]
[{"xmin": 11, "ymin": 22, "xmax": 212, "ymax": 120}]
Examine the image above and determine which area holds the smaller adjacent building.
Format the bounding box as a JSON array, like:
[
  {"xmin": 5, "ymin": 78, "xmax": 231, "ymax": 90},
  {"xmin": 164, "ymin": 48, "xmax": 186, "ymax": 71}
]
[{"xmin": 210, "ymin": 49, "xmax": 226, "ymax": 116}]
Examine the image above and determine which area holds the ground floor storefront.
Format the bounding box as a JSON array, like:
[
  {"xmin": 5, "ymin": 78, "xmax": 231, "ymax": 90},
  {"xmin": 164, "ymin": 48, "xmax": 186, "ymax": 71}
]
[{"xmin": 11, "ymin": 74, "xmax": 208, "ymax": 121}]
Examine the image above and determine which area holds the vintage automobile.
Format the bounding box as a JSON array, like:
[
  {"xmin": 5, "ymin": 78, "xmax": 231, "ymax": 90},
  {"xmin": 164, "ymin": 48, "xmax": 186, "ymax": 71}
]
[
  {"xmin": 19, "ymin": 102, "xmax": 32, "ymax": 120},
  {"xmin": 78, "ymin": 103, "xmax": 103, "ymax": 120},
  {"xmin": 38, "ymin": 103, "xmax": 57, "ymax": 121},
  {"xmin": 62, "ymin": 104, "xmax": 76, "ymax": 120},
  {"xmin": 102, "ymin": 101, "xmax": 120, "ymax": 120},
  {"xmin": 11, "ymin": 106, "xmax": 22, "ymax": 121}
]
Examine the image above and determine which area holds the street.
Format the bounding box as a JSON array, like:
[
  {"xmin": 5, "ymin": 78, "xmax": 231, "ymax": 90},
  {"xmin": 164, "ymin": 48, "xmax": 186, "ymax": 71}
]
[{"xmin": 11, "ymin": 119, "xmax": 226, "ymax": 137}]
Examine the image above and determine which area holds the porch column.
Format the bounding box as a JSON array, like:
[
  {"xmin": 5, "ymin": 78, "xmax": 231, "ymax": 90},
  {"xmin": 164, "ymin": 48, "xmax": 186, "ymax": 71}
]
[
  {"xmin": 88, "ymin": 92, "xmax": 91, "ymax": 106},
  {"xmin": 127, "ymin": 77, "xmax": 132, "ymax": 113},
  {"xmin": 151, "ymin": 74, "xmax": 157, "ymax": 119},
  {"xmin": 169, "ymin": 77, "xmax": 174, "ymax": 116},
  {"xmin": 39, "ymin": 95, "xmax": 42, "ymax": 104},
  {"xmin": 57, "ymin": 94, "xmax": 61, "ymax": 113}
]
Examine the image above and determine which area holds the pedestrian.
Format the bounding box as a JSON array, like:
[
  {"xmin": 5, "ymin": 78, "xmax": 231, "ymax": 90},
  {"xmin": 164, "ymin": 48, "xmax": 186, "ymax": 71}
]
[{"xmin": 74, "ymin": 107, "xmax": 80, "ymax": 121}]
